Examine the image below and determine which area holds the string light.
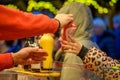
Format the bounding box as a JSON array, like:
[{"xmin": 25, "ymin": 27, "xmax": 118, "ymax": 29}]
[
  {"xmin": 27, "ymin": 0, "xmax": 58, "ymax": 14},
  {"xmin": 5, "ymin": 0, "xmax": 117, "ymax": 14},
  {"xmin": 6, "ymin": 4, "xmax": 18, "ymax": 10},
  {"xmin": 64, "ymin": 0, "xmax": 118, "ymax": 14}
]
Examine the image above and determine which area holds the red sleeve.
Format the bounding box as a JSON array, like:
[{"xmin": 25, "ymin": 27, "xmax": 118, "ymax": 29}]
[
  {"xmin": 0, "ymin": 5, "xmax": 58, "ymax": 40},
  {"xmin": 0, "ymin": 53, "xmax": 13, "ymax": 71}
]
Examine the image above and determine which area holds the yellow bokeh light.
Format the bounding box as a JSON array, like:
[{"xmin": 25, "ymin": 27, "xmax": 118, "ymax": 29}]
[
  {"xmin": 103, "ymin": 8, "xmax": 108, "ymax": 13},
  {"xmin": 27, "ymin": 1, "xmax": 58, "ymax": 14},
  {"xmin": 64, "ymin": 0, "xmax": 118, "ymax": 14},
  {"xmin": 112, "ymin": 0, "xmax": 117, "ymax": 3}
]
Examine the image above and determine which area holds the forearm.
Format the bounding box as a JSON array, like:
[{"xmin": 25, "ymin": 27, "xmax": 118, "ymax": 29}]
[
  {"xmin": 0, "ymin": 5, "xmax": 58, "ymax": 40},
  {"xmin": 82, "ymin": 47, "xmax": 120, "ymax": 79}
]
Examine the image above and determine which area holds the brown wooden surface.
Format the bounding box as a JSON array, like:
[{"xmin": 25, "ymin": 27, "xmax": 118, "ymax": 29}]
[{"xmin": 9, "ymin": 67, "xmax": 60, "ymax": 77}]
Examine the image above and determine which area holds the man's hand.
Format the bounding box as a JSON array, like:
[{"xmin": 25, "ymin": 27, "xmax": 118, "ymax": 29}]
[
  {"xmin": 12, "ymin": 47, "xmax": 48, "ymax": 65},
  {"xmin": 55, "ymin": 14, "xmax": 73, "ymax": 28}
]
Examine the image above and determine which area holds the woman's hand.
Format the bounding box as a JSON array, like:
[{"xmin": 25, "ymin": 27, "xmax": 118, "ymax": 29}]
[{"xmin": 60, "ymin": 36, "xmax": 82, "ymax": 55}]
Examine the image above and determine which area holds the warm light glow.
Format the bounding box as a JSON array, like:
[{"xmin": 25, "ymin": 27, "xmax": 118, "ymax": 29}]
[
  {"xmin": 103, "ymin": 8, "xmax": 108, "ymax": 13},
  {"xmin": 112, "ymin": 0, "xmax": 117, "ymax": 3},
  {"xmin": 64, "ymin": 0, "xmax": 118, "ymax": 14},
  {"xmin": 6, "ymin": 4, "xmax": 18, "ymax": 9},
  {"xmin": 6, "ymin": 0, "xmax": 118, "ymax": 14},
  {"xmin": 27, "ymin": 0, "xmax": 58, "ymax": 14}
]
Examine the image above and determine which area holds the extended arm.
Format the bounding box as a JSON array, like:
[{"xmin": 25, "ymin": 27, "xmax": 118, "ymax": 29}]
[
  {"xmin": 0, "ymin": 5, "xmax": 73, "ymax": 40},
  {"xmin": 0, "ymin": 5, "xmax": 58, "ymax": 40}
]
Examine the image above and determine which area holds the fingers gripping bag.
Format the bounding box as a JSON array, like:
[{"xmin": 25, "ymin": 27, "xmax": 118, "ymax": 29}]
[{"xmin": 62, "ymin": 23, "xmax": 76, "ymax": 50}]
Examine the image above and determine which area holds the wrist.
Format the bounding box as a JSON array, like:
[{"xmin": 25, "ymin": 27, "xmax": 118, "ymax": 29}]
[
  {"xmin": 54, "ymin": 18, "xmax": 61, "ymax": 36},
  {"xmin": 54, "ymin": 18, "xmax": 61, "ymax": 29},
  {"xmin": 77, "ymin": 46, "xmax": 89, "ymax": 60},
  {"xmin": 11, "ymin": 53, "xmax": 18, "ymax": 65}
]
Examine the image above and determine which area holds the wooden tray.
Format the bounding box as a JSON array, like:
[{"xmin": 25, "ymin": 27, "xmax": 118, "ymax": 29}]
[{"xmin": 7, "ymin": 67, "xmax": 60, "ymax": 77}]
